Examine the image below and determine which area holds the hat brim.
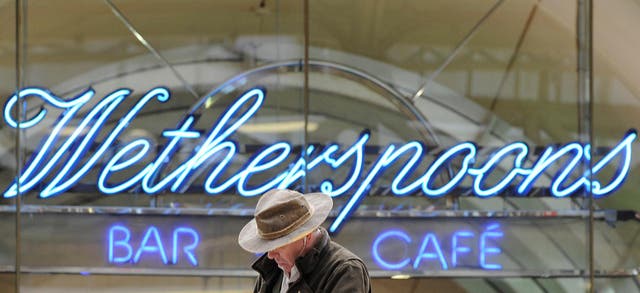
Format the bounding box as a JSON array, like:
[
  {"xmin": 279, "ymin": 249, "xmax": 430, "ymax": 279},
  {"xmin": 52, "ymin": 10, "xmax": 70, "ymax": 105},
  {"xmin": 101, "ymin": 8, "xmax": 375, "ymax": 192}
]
[{"xmin": 238, "ymin": 192, "xmax": 333, "ymax": 253}]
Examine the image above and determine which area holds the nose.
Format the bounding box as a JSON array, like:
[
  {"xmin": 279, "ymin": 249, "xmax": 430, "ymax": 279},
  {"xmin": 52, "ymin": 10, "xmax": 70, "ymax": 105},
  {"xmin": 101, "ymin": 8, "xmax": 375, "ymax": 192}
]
[{"xmin": 267, "ymin": 249, "xmax": 277, "ymax": 259}]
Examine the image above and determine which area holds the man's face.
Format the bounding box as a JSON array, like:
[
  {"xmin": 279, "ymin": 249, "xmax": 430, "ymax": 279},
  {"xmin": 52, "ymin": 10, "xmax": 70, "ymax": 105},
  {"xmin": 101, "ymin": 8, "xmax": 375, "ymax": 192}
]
[{"xmin": 267, "ymin": 238, "xmax": 304, "ymax": 274}]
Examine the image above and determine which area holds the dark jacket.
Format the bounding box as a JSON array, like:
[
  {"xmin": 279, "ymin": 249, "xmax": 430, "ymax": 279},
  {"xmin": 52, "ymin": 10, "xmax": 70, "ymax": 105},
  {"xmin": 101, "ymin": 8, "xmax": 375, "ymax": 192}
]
[{"xmin": 251, "ymin": 228, "xmax": 371, "ymax": 293}]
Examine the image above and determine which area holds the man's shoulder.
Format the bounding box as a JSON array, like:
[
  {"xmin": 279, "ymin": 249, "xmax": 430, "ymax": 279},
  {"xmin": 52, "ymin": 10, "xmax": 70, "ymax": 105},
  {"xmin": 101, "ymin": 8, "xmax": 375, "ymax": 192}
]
[
  {"xmin": 321, "ymin": 241, "xmax": 371, "ymax": 291},
  {"xmin": 324, "ymin": 240, "xmax": 367, "ymax": 266}
]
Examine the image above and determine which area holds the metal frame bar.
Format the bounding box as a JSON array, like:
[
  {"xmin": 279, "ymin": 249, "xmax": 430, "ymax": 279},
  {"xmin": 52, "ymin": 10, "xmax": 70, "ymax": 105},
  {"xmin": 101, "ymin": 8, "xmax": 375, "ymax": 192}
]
[
  {"xmin": 411, "ymin": 0, "xmax": 504, "ymax": 101},
  {"xmin": 13, "ymin": 1, "xmax": 26, "ymax": 292},
  {"xmin": 103, "ymin": 0, "xmax": 200, "ymax": 101},
  {"xmin": 0, "ymin": 266, "xmax": 636, "ymax": 279},
  {"xmin": 0, "ymin": 204, "xmax": 614, "ymax": 219},
  {"xmin": 577, "ymin": 0, "xmax": 595, "ymax": 291}
]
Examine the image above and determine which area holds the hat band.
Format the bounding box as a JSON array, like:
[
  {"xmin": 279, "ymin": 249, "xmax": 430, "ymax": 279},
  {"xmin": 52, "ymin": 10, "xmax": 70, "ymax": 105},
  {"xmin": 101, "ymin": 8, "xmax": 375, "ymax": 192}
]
[{"xmin": 258, "ymin": 209, "xmax": 312, "ymax": 240}]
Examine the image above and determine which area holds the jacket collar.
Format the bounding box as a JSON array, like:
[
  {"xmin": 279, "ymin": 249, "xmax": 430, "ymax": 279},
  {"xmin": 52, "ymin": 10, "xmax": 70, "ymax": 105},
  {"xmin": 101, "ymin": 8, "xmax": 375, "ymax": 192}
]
[
  {"xmin": 295, "ymin": 227, "xmax": 330, "ymax": 275},
  {"xmin": 252, "ymin": 254, "xmax": 279, "ymax": 282}
]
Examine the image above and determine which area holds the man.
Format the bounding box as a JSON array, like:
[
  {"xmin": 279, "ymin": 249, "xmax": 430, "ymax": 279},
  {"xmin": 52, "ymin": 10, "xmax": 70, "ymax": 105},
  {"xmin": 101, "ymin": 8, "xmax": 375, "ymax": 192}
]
[{"xmin": 238, "ymin": 188, "xmax": 371, "ymax": 293}]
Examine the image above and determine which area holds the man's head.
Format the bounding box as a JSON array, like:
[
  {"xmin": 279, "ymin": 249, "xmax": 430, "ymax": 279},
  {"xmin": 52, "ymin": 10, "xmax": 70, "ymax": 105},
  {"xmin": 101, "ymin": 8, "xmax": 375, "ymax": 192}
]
[
  {"xmin": 266, "ymin": 230, "xmax": 314, "ymax": 273},
  {"xmin": 238, "ymin": 189, "xmax": 333, "ymax": 262}
]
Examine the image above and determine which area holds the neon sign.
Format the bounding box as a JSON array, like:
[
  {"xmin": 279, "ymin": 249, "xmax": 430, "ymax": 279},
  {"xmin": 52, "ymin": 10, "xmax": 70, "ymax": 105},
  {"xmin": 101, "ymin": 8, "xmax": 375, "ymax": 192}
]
[
  {"xmin": 371, "ymin": 225, "xmax": 504, "ymax": 271},
  {"xmin": 3, "ymin": 87, "xmax": 637, "ymax": 232},
  {"xmin": 108, "ymin": 225, "xmax": 200, "ymax": 266}
]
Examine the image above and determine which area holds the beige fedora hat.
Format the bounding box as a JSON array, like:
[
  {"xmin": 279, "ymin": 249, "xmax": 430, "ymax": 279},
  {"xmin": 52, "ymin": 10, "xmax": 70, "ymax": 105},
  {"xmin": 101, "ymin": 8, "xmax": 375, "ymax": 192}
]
[{"xmin": 238, "ymin": 189, "xmax": 333, "ymax": 253}]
